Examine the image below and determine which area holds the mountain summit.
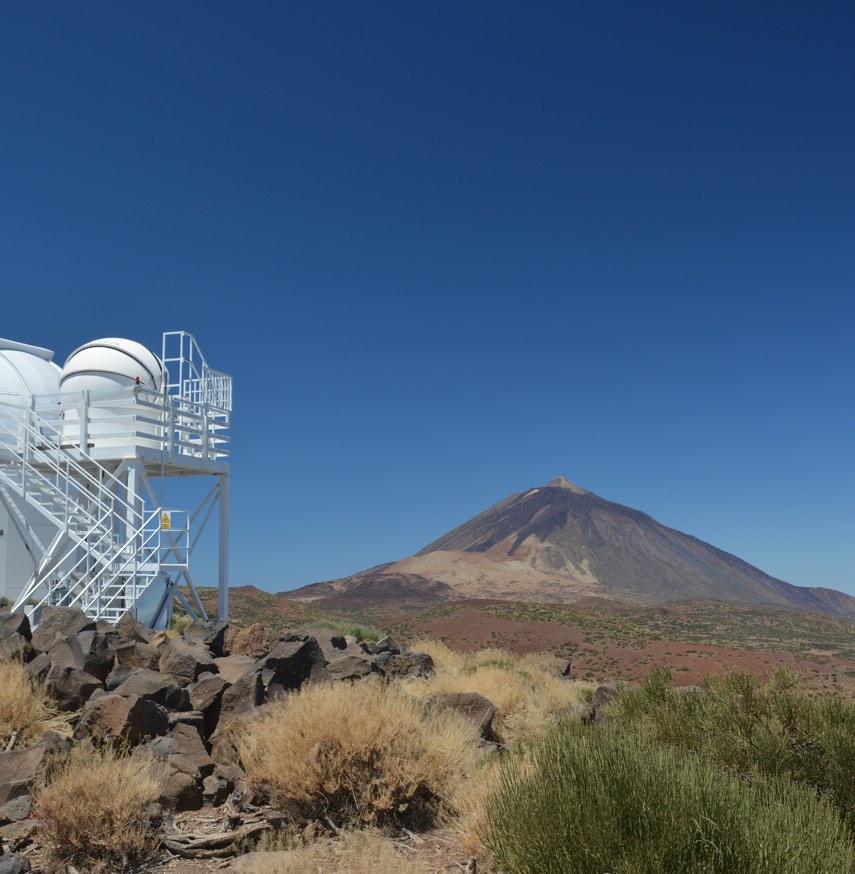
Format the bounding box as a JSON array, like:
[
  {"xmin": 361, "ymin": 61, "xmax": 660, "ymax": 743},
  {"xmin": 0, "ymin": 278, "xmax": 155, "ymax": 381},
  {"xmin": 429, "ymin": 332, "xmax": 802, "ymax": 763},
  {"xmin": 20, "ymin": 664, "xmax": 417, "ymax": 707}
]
[{"xmin": 286, "ymin": 478, "xmax": 855, "ymax": 619}]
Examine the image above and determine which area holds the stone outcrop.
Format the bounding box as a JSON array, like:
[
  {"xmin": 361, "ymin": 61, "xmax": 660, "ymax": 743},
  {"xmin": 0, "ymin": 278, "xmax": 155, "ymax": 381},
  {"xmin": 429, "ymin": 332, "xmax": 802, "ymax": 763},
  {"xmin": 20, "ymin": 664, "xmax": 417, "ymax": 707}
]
[
  {"xmin": 260, "ymin": 636, "xmax": 329, "ymax": 696},
  {"xmin": 428, "ymin": 692, "xmax": 498, "ymax": 741},
  {"xmin": 0, "ymin": 606, "xmax": 446, "ymax": 818},
  {"xmin": 0, "ymin": 734, "xmax": 71, "ymax": 807},
  {"xmin": 74, "ymin": 693, "xmax": 170, "ymax": 745}
]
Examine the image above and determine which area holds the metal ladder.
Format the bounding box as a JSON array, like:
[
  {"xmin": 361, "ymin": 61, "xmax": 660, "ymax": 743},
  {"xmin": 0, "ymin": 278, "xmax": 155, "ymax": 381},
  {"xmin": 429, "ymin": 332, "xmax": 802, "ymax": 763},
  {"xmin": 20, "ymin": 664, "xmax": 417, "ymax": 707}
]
[{"xmin": 0, "ymin": 405, "xmax": 188, "ymax": 623}]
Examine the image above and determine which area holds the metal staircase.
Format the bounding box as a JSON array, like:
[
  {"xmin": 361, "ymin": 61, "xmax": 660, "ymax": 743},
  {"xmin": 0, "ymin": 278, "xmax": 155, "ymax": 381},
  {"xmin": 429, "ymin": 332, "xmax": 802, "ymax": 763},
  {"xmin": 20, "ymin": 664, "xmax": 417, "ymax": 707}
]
[{"xmin": 0, "ymin": 404, "xmax": 188, "ymax": 624}]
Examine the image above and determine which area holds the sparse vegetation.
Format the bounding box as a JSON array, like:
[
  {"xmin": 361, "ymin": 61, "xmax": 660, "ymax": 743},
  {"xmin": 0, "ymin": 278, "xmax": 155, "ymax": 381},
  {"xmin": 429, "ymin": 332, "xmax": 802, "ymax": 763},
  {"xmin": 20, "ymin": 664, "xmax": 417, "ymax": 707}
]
[
  {"xmin": 236, "ymin": 828, "xmax": 438, "ymax": 874},
  {"xmin": 236, "ymin": 680, "xmax": 480, "ymax": 829},
  {"xmin": 305, "ymin": 618, "xmax": 385, "ymax": 642},
  {"xmin": 402, "ymin": 640, "xmax": 592, "ymax": 743},
  {"xmin": 0, "ymin": 656, "xmax": 71, "ymax": 748},
  {"xmin": 483, "ymin": 721, "xmax": 855, "ymax": 874},
  {"xmin": 36, "ymin": 744, "xmax": 166, "ymax": 873}
]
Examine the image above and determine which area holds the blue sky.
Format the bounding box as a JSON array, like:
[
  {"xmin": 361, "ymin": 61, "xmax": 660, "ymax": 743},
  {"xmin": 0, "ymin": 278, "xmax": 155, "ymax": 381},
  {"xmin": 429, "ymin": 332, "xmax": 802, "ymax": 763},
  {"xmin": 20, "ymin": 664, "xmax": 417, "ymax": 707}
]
[{"xmin": 1, "ymin": 2, "xmax": 853, "ymax": 595}]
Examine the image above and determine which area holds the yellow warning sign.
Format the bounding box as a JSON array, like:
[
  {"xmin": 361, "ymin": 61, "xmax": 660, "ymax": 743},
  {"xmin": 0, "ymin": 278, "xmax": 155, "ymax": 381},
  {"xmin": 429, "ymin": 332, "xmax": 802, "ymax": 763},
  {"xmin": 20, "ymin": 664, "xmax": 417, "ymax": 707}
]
[{"xmin": 160, "ymin": 512, "xmax": 171, "ymax": 530}]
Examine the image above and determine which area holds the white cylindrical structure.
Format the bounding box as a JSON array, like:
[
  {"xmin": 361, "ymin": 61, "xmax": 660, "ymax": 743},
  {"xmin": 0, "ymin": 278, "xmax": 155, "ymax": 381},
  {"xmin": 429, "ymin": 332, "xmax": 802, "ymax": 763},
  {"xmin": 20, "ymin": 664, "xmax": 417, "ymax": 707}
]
[
  {"xmin": 0, "ymin": 340, "xmax": 62, "ymax": 447},
  {"xmin": 60, "ymin": 338, "xmax": 165, "ymax": 393},
  {"xmin": 60, "ymin": 338, "xmax": 165, "ymax": 453},
  {"xmin": 0, "ymin": 340, "xmax": 63, "ymax": 604}
]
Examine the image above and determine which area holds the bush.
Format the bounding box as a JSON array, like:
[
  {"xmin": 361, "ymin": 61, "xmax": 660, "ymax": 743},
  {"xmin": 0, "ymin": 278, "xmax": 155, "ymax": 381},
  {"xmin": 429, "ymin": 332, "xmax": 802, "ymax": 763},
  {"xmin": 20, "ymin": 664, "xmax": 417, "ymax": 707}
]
[
  {"xmin": 0, "ymin": 656, "xmax": 70, "ymax": 748},
  {"xmin": 403, "ymin": 640, "xmax": 592, "ymax": 742},
  {"xmin": 307, "ymin": 619, "xmax": 385, "ymax": 642},
  {"xmin": 607, "ymin": 666, "xmax": 855, "ymax": 835},
  {"xmin": 484, "ymin": 721, "xmax": 855, "ymax": 874},
  {"xmin": 236, "ymin": 680, "xmax": 479, "ymax": 829},
  {"xmin": 36, "ymin": 745, "xmax": 165, "ymax": 872}
]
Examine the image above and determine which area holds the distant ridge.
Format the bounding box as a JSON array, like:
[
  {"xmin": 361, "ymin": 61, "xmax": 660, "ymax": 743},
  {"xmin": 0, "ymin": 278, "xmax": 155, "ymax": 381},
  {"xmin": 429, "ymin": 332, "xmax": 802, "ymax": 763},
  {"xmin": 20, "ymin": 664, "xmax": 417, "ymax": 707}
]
[{"xmin": 284, "ymin": 478, "xmax": 855, "ymax": 620}]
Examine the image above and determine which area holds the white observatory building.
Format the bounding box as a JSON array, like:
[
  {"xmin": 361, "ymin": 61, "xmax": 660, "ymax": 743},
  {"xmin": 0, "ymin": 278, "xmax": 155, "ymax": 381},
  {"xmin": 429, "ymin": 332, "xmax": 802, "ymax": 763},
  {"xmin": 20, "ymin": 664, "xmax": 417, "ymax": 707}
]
[{"xmin": 0, "ymin": 332, "xmax": 231, "ymax": 629}]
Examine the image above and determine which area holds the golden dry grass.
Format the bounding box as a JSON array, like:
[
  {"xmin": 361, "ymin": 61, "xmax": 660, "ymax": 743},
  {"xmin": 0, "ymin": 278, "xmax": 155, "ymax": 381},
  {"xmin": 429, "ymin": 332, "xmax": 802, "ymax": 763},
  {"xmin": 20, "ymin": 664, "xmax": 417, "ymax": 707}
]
[
  {"xmin": 236, "ymin": 680, "xmax": 481, "ymax": 829},
  {"xmin": 236, "ymin": 829, "xmax": 440, "ymax": 874},
  {"xmin": 36, "ymin": 745, "xmax": 165, "ymax": 873},
  {"xmin": 401, "ymin": 640, "xmax": 592, "ymax": 743},
  {"xmin": 0, "ymin": 656, "xmax": 71, "ymax": 748}
]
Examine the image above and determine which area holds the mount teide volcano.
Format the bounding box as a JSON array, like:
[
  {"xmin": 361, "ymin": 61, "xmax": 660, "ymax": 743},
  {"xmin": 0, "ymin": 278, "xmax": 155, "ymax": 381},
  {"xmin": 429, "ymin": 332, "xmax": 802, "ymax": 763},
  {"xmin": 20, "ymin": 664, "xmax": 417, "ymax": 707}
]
[{"xmin": 285, "ymin": 477, "xmax": 855, "ymax": 619}]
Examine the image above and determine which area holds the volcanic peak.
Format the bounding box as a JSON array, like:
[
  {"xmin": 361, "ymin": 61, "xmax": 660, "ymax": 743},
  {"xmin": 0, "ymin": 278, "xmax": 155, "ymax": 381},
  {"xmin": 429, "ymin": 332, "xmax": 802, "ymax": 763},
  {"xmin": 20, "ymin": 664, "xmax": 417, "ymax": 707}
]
[{"xmin": 544, "ymin": 476, "xmax": 589, "ymax": 494}]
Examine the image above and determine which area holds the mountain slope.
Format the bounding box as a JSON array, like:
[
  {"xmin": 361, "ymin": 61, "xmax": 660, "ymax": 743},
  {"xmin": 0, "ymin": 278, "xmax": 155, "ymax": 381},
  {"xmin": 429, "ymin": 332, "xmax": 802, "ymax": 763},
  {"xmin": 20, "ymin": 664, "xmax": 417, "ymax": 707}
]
[{"xmin": 285, "ymin": 477, "xmax": 855, "ymax": 619}]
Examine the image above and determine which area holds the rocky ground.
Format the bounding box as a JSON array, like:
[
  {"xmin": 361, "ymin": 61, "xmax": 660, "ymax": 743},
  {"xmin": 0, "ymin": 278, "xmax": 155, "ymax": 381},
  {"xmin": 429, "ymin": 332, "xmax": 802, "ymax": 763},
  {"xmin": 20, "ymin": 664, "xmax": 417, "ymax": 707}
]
[{"xmin": 1, "ymin": 607, "xmax": 488, "ymax": 874}]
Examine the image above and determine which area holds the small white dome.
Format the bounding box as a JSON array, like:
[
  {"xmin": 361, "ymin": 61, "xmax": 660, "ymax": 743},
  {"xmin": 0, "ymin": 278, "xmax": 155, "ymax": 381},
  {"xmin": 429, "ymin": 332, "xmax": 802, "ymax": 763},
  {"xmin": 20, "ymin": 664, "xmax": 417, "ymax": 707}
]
[
  {"xmin": 0, "ymin": 339, "xmax": 61, "ymax": 405},
  {"xmin": 60, "ymin": 338, "xmax": 164, "ymax": 393}
]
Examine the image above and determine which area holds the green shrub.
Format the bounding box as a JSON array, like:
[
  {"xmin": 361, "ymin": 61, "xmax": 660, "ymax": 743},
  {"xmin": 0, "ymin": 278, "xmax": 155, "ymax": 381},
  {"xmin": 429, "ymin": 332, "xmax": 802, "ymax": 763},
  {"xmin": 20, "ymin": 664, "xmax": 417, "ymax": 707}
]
[
  {"xmin": 484, "ymin": 721, "xmax": 854, "ymax": 874},
  {"xmin": 306, "ymin": 619, "xmax": 384, "ymax": 642},
  {"xmin": 607, "ymin": 666, "xmax": 855, "ymax": 834}
]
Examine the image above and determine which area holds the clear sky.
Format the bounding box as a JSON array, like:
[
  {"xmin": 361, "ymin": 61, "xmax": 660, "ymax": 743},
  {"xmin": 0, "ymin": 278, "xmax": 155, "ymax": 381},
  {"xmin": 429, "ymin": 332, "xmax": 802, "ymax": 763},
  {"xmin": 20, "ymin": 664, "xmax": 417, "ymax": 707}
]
[{"xmin": 1, "ymin": 2, "xmax": 853, "ymax": 596}]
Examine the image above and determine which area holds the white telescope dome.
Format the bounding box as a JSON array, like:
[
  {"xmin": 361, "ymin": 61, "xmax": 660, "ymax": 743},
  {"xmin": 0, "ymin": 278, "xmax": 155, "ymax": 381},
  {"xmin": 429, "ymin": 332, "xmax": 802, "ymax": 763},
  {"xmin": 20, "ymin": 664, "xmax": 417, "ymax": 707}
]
[
  {"xmin": 60, "ymin": 338, "xmax": 165, "ymax": 393},
  {"xmin": 0, "ymin": 339, "xmax": 61, "ymax": 405}
]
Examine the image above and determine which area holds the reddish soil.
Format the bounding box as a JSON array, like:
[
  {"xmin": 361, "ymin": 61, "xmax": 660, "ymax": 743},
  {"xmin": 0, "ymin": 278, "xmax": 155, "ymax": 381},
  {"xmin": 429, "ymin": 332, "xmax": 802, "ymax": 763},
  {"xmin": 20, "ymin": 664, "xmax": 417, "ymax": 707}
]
[{"xmin": 408, "ymin": 607, "xmax": 853, "ymax": 691}]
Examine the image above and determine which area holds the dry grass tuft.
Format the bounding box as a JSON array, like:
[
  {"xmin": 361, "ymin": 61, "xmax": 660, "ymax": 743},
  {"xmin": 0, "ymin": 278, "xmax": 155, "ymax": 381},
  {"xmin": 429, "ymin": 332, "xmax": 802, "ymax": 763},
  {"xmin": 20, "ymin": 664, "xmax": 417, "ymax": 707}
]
[
  {"xmin": 36, "ymin": 744, "xmax": 165, "ymax": 873},
  {"xmin": 0, "ymin": 656, "xmax": 71, "ymax": 748},
  {"xmin": 402, "ymin": 640, "xmax": 592, "ymax": 743},
  {"xmin": 444, "ymin": 758, "xmax": 505, "ymax": 864},
  {"xmin": 236, "ymin": 829, "xmax": 439, "ymax": 874},
  {"xmin": 237, "ymin": 681, "xmax": 480, "ymax": 830}
]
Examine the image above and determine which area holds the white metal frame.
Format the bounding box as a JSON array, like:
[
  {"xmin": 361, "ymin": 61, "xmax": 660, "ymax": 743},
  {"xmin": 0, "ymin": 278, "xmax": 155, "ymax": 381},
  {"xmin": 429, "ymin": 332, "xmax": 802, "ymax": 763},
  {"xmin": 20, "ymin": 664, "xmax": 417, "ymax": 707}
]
[{"xmin": 0, "ymin": 331, "xmax": 231, "ymax": 627}]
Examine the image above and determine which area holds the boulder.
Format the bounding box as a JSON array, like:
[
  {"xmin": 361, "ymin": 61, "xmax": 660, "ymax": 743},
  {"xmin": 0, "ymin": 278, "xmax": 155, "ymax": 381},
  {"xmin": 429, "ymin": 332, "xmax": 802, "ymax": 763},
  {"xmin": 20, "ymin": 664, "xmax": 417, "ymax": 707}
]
[
  {"xmin": 0, "ymin": 612, "xmax": 31, "ymax": 642},
  {"xmin": 134, "ymin": 722, "xmax": 215, "ymax": 809},
  {"xmin": 216, "ymin": 670, "xmax": 264, "ymax": 728},
  {"xmin": 213, "ymin": 654, "xmax": 256, "ymax": 684},
  {"xmin": 30, "ymin": 606, "xmax": 95, "ymax": 653},
  {"xmin": 113, "ymin": 668, "xmax": 191, "ymax": 711},
  {"xmin": 116, "ymin": 612, "xmax": 155, "ymax": 644},
  {"xmin": 159, "ymin": 637, "xmax": 217, "ymax": 684},
  {"xmin": 0, "ymin": 634, "xmax": 32, "ymax": 663},
  {"xmin": 297, "ymin": 627, "xmax": 347, "ymax": 659},
  {"xmin": 202, "ymin": 774, "xmax": 231, "ymax": 805},
  {"xmin": 150, "ymin": 724, "xmax": 214, "ymax": 778},
  {"xmin": 229, "ymin": 623, "xmax": 273, "ymax": 659},
  {"xmin": 23, "ymin": 652, "xmax": 50, "ymax": 683},
  {"xmin": 53, "ymin": 630, "xmax": 114, "ymax": 681},
  {"xmin": 0, "ymin": 735, "xmax": 71, "ymax": 806},
  {"xmin": 188, "ymin": 674, "xmax": 229, "ymax": 737},
  {"xmin": 364, "ymin": 635, "xmax": 403, "ymax": 656},
  {"xmin": 0, "ymin": 795, "xmax": 31, "ymax": 824},
  {"xmin": 167, "ymin": 712, "xmax": 206, "ymax": 733},
  {"xmin": 260, "ymin": 637, "xmax": 328, "ymax": 695},
  {"xmin": 0, "ymin": 819, "xmax": 37, "ymax": 851},
  {"xmin": 0, "ymin": 851, "xmax": 31, "ymax": 873},
  {"xmin": 209, "ymin": 705, "xmax": 272, "ymax": 768},
  {"xmin": 114, "ymin": 639, "xmax": 161, "ymax": 671},
  {"xmin": 428, "ymin": 692, "xmax": 497, "ymax": 741},
  {"xmin": 382, "ymin": 651, "xmax": 434, "ymax": 679},
  {"xmin": 326, "ymin": 653, "xmax": 379, "ymax": 681},
  {"xmin": 581, "ymin": 685, "xmax": 617, "ymax": 725},
  {"xmin": 183, "ymin": 618, "xmax": 228, "ymax": 657},
  {"xmin": 105, "ymin": 663, "xmax": 138, "ymax": 690},
  {"xmin": 158, "ymin": 769, "xmax": 202, "ymax": 812},
  {"xmin": 74, "ymin": 692, "xmax": 169, "ymax": 745},
  {"xmin": 44, "ymin": 663, "xmax": 103, "ymax": 711}
]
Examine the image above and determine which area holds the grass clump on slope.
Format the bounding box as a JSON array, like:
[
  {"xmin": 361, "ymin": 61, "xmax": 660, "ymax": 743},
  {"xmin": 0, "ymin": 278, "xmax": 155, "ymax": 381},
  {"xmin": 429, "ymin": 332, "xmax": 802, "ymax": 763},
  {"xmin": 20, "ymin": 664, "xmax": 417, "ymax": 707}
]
[
  {"xmin": 403, "ymin": 640, "xmax": 592, "ymax": 743},
  {"xmin": 0, "ymin": 656, "xmax": 71, "ymax": 748},
  {"xmin": 36, "ymin": 744, "xmax": 165, "ymax": 873}
]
